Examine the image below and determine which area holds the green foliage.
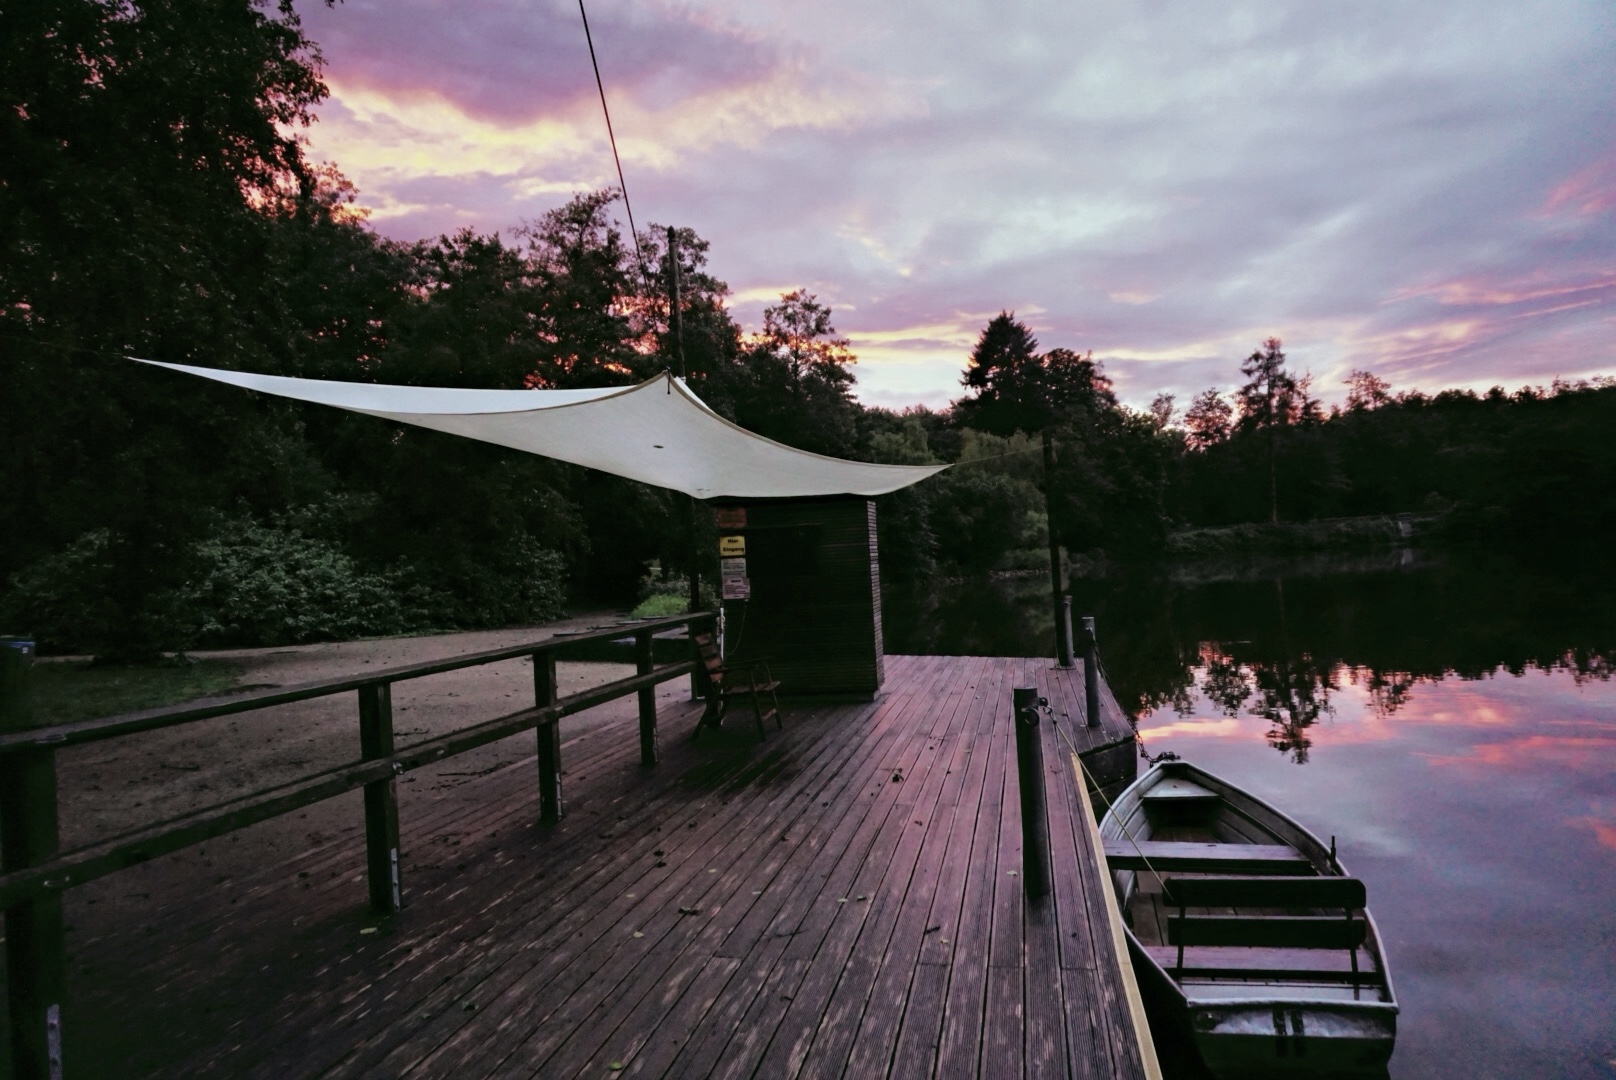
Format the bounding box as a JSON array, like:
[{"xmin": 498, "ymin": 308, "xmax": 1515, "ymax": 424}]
[
  {"xmin": 32, "ymin": 658, "xmax": 243, "ymax": 725},
  {"xmin": 927, "ymin": 469, "xmax": 1042, "ymax": 573},
  {"xmin": 2, "ymin": 530, "xmax": 132, "ymax": 654},
  {"xmin": 180, "ymin": 517, "xmax": 410, "ymax": 646}
]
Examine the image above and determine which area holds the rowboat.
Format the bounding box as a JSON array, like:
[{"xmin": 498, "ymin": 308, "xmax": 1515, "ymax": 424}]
[{"xmin": 1099, "ymin": 760, "xmax": 1398, "ymax": 1077}]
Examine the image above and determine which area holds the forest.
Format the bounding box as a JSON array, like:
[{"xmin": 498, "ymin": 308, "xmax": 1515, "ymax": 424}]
[{"xmin": 5, "ymin": 1, "xmax": 1614, "ymax": 657}]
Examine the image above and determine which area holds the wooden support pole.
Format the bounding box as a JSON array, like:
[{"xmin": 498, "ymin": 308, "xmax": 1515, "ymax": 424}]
[
  {"xmin": 534, "ymin": 651, "xmax": 563, "ymax": 824},
  {"xmin": 1012, "ymin": 685, "xmax": 1051, "ymax": 901},
  {"xmin": 1082, "ymin": 616, "xmax": 1100, "ymax": 728},
  {"xmin": 636, "ymin": 630, "xmax": 658, "ymax": 767},
  {"xmin": 1058, "ymin": 595, "xmax": 1075, "ymax": 668},
  {"xmin": 2, "ymin": 637, "xmax": 66, "ymax": 1080},
  {"xmin": 357, "ymin": 683, "xmax": 401, "ymax": 914}
]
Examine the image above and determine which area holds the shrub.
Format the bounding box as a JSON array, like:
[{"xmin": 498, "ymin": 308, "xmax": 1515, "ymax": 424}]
[
  {"xmin": 181, "ymin": 519, "xmax": 410, "ymax": 646},
  {"xmin": 1, "ymin": 529, "xmax": 126, "ymax": 653}
]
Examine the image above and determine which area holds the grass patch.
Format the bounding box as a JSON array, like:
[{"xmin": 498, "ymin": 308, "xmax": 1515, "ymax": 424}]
[
  {"xmin": 629, "ymin": 593, "xmax": 691, "ymax": 619},
  {"xmin": 30, "ymin": 658, "xmax": 244, "ymax": 726}
]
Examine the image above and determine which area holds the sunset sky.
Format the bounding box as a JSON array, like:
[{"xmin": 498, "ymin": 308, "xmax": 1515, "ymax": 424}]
[{"xmin": 295, "ymin": 0, "xmax": 1616, "ymax": 410}]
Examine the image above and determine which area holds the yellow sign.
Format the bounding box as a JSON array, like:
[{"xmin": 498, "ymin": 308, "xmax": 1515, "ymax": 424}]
[{"xmin": 718, "ymin": 535, "xmax": 746, "ymax": 557}]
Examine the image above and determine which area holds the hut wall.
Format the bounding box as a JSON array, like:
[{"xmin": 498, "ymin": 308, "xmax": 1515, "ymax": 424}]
[{"xmin": 717, "ymin": 497, "xmax": 883, "ymax": 699}]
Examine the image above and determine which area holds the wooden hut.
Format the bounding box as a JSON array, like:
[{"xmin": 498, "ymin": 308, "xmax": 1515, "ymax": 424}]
[{"xmin": 713, "ymin": 497, "xmax": 883, "ymax": 699}]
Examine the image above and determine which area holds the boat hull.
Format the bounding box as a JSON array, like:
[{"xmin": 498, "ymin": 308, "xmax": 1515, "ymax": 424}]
[{"xmin": 1103, "ymin": 760, "xmax": 1398, "ymax": 1079}]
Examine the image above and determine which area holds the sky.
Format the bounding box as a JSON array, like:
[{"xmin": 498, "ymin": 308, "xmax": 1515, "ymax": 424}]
[{"xmin": 294, "ymin": 0, "xmax": 1616, "ymax": 411}]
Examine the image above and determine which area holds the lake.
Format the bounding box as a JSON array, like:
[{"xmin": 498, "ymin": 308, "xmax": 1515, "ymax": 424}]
[{"xmin": 884, "ymin": 548, "xmax": 1616, "ymax": 1080}]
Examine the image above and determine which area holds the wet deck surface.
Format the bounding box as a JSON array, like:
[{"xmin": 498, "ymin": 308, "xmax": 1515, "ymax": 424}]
[{"xmin": 45, "ymin": 655, "xmax": 1146, "ymax": 1079}]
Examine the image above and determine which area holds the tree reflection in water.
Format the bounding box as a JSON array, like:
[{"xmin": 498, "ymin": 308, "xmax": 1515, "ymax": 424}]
[{"xmin": 882, "ymin": 547, "xmax": 1615, "ymax": 764}]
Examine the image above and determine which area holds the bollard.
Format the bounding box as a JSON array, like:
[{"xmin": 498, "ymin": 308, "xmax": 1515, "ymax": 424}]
[
  {"xmin": 1012, "ymin": 685, "xmax": 1051, "ymax": 901},
  {"xmin": 1058, "ymin": 596, "xmax": 1075, "ymax": 668},
  {"xmin": 1082, "ymin": 617, "xmax": 1100, "ymax": 728},
  {"xmin": 358, "ymin": 683, "xmax": 401, "ymax": 914},
  {"xmin": 534, "ymin": 650, "xmax": 564, "ymax": 823},
  {"xmin": 2, "ymin": 636, "xmax": 67, "ymax": 1080},
  {"xmin": 636, "ymin": 630, "xmax": 659, "ymax": 767}
]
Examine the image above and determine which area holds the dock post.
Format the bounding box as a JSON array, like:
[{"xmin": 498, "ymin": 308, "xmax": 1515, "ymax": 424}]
[
  {"xmin": 636, "ymin": 630, "xmax": 659, "ymax": 767},
  {"xmin": 358, "ymin": 683, "xmax": 402, "ymax": 914},
  {"xmin": 534, "ymin": 650, "xmax": 564, "ymax": 823},
  {"xmin": 1012, "ymin": 685, "xmax": 1051, "ymax": 901},
  {"xmin": 2, "ymin": 636, "xmax": 67, "ymax": 1080},
  {"xmin": 1058, "ymin": 596, "xmax": 1075, "ymax": 668},
  {"xmin": 1082, "ymin": 617, "xmax": 1100, "ymax": 728}
]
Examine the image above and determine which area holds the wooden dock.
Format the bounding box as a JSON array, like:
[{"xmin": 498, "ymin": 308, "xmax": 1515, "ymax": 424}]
[{"xmin": 11, "ymin": 655, "xmax": 1151, "ymax": 1079}]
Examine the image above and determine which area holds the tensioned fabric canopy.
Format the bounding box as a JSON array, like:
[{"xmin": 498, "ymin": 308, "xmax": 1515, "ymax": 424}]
[{"xmin": 140, "ymin": 360, "xmax": 948, "ymax": 499}]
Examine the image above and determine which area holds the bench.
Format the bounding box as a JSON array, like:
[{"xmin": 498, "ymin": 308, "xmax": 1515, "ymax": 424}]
[
  {"xmin": 1103, "ymin": 840, "xmax": 1314, "ymax": 874},
  {"xmin": 1158, "ymin": 874, "xmax": 1369, "ymax": 982},
  {"xmin": 1142, "ymin": 945, "xmax": 1377, "ymax": 984}
]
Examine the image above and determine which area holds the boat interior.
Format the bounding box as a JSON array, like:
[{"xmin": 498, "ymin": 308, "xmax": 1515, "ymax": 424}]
[{"xmin": 1109, "ymin": 773, "xmax": 1393, "ymax": 1005}]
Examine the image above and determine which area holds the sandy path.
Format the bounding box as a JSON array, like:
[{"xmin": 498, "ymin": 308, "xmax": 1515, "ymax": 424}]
[{"xmin": 53, "ymin": 613, "xmax": 704, "ymax": 922}]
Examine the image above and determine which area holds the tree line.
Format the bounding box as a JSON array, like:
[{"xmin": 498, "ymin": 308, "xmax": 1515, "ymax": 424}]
[{"xmin": 3, "ymin": 1, "xmax": 1610, "ymax": 657}]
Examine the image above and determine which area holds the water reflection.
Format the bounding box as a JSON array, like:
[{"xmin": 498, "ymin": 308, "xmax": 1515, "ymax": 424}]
[
  {"xmin": 882, "ymin": 548, "xmax": 1616, "ymax": 1079},
  {"xmin": 883, "ymin": 547, "xmax": 1616, "ymax": 741}
]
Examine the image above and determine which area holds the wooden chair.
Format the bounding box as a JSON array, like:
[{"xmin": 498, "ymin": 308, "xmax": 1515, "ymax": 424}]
[{"xmin": 691, "ymin": 631, "xmax": 781, "ymax": 741}]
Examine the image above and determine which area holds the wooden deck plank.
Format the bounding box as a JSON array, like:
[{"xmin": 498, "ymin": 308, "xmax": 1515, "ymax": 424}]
[
  {"xmin": 413, "ymin": 699, "xmax": 910, "ymax": 1079},
  {"xmin": 750, "ymin": 658, "xmax": 977, "ymax": 1078},
  {"xmin": 665, "ymin": 655, "xmax": 964, "ymax": 1080},
  {"xmin": 44, "ymin": 655, "xmax": 1147, "ymax": 1080},
  {"xmin": 935, "ymin": 665, "xmax": 1014, "ymax": 1077},
  {"xmin": 796, "ymin": 657, "xmax": 995, "ymax": 1077},
  {"xmin": 840, "ymin": 657, "xmax": 997, "ymax": 1078}
]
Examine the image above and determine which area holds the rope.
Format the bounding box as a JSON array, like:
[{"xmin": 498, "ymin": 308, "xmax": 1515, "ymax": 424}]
[
  {"xmin": 577, "ymin": 0, "xmax": 650, "ymax": 290},
  {"xmin": 1047, "ymin": 704, "xmax": 1167, "ymax": 894}
]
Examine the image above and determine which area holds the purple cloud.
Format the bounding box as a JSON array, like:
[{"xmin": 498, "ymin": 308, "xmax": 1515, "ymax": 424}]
[{"xmin": 294, "ymin": 0, "xmax": 1616, "ymax": 409}]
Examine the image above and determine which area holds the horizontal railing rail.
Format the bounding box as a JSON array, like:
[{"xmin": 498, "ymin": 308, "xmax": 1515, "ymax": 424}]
[
  {"xmin": 0, "ymin": 612, "xmax": 715, "ymax": 1080},
  {"xmin": 0, "ymin": 611, "xmax": 709, "ymax": 753}
]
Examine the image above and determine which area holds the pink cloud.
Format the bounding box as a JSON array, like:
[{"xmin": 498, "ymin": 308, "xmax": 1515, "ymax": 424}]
[
  {"xmin": 1541, "ymin": 152, "xmax": 1616, "ymax": 218},
  {"xmin": 1569, "ymin": 816, "xmax": 1616, "ymax": 851},
  {"xmin": 1421, "ymin": 734, "xmax": 1616, "ymax": 772},
  {"xmin": 1394, "ymin": 270, "xmax": 1616, "ymax": 309}
]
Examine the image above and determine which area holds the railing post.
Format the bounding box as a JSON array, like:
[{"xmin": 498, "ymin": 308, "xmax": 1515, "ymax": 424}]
[
  {"xmin": 1012, "ymin": 685, "xmax": 1051, "ymax": 901},
  {"xmin": 534, "ymin": 650, "xmax": 563, "ymax": 823},
  {"xmin": 636, "ymin": 630, "xmax": 658, "ymax": 767},
  {"xmin": 2, "ymin": 636, "xmax": 67, "ymax": 1080},
  {"xmin": 1082, "ymin": 617, "xmax": 1100, "ymax": 728},
  {"xmin": 1058, "ymin": 595, "xmax": 1075, "ymax": 668},
  {"xmin": 357, "ymin": 683, "xmax": 401, "ymax": 914}
]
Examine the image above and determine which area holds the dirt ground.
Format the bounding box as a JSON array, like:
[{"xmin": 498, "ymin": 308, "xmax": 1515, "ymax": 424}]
[{"xmin": 48, "ymin": 614, "xmax": 706, "ymax": 922}]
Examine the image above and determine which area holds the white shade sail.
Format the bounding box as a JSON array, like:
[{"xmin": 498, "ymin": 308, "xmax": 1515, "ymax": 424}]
[{"xmin": 139, "ymin": 360, "xmax": 948, "ymax": 499}]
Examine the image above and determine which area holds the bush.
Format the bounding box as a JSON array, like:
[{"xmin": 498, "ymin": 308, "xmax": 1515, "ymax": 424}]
[
  {"xmin": 408, "ymin": 533, "xmax": 569, "ymax": 629},
  {"xmin": 1, "ymin": 529, "xmax": 128, "ymax": 653},
  {"xmin": 182, "ymin": 519, "xmax": 410, "ymax": 646}
]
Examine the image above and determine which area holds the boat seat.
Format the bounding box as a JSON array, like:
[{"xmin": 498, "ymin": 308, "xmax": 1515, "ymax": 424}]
[
  {"xmin": 1142, "ymin": 945, "xmax": 1378, "ymax": 983},
  {"xmin": 1139, "ymin": 777, "xmax": 1220, "ymax": 802},
  {"xmin": 1103, "ymin": 840, "xmax": 1313, "ymax": 874},
  {"xmin": 1163, "ymin": 875, "xmax": 1366, "ymax": 910},
  {"xmin": 1167, "ymin": 914, "xmax": 1366, "ymax": 950}
]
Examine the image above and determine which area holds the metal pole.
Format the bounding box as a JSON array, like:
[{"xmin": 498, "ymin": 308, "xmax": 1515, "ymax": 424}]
[
  {"xmin": 2, "ymin": 636, "xmax": 67, "ymax": 1080},
  {"xmin": 1082, "ymin": 616, "xmax": 1100, "ymax": 728},
  {"xmin": 669, "ymin": 228, "xmax": 703, "ymax": 621},
  {"xmin": 1041, "ymin": 430, "xmax": 1070, "ymax": 664},
  {"xmin": 1012, "ymin": 685, "xmax": 1051, "ymax": 901}
]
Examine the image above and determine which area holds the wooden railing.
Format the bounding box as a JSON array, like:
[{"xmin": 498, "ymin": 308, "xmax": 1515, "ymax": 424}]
[{"xmin": 0, "ymin": 613, "xmax": 714, "ymax": 1079}]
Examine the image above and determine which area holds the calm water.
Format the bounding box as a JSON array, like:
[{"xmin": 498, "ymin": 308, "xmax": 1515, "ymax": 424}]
[{"xmin": 885, "ymin": 550, "xmax": 1616, "ymax": 1080}]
